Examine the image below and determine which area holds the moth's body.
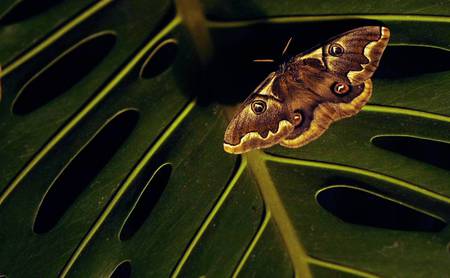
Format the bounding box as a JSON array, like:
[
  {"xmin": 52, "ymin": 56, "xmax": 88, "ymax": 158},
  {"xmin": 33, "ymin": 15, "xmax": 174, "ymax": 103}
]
[{"xmin": 224, "ymin": 26, "xmax": 390, "ymax": 154}]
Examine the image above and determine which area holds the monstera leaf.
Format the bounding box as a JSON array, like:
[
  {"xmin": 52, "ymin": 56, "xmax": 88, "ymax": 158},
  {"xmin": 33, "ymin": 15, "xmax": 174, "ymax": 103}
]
[{"xmin": 0, "ymin": 0, "xmax": 449, "ymax": 277}]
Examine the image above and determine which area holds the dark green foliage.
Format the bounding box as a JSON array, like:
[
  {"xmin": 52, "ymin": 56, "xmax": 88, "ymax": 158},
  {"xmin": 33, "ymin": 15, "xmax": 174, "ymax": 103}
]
[{"xmin": 0, "ymin": 1, "xmax": 449, "ymax": 277}]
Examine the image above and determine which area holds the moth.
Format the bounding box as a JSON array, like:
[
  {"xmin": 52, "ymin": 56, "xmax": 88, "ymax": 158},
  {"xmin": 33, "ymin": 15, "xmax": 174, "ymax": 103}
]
[{"xmin": 224, "ymin": 26, "xmax": 390, "ymax": 154}]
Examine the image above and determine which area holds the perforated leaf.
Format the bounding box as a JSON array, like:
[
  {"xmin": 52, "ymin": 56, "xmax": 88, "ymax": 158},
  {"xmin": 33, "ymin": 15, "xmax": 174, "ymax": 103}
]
[{"xmin": 0, "ymin": 1, "xmax": 449, "ymax": 277}]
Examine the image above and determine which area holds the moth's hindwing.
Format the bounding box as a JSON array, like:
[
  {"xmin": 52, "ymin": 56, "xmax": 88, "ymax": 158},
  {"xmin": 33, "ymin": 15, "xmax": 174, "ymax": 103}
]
[{"xmin": 281, "ymin": 79, "xmax": 373, "ymax": 148}]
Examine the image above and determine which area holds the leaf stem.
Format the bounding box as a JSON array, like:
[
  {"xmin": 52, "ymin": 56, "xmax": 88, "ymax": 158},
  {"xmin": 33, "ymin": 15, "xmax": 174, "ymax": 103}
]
[{"xmin": 245, "ymin": 150, "xmax": 311, "ymax": 278}]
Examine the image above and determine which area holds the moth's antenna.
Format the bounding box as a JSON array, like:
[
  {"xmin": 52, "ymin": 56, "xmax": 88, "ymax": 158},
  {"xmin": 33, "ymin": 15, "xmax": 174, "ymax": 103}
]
[
  {"xmin": 252, "ymin": 36, "xmax": 292, "ymax": 63},
  {"xmin": 253, "ymin": 59, "xmax": 275, "ymax": 63},
  {"xmin": 281, "ymin": 37, "xmax": 293, "ymax": 57}
]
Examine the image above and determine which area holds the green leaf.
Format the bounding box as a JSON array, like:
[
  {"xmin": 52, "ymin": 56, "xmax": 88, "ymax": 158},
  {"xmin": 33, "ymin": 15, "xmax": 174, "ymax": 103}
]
[{"xmin": 0, "ymin": 0, "xmax": 449, "ymax": 277}]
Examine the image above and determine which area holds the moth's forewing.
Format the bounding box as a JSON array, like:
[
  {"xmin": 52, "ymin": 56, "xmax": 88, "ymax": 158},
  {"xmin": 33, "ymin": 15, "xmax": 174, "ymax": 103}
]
[
  {"xmin": 223, "ymin": 73, "xmax": 294, "ymax": 154},
  {"xmin": 295, "ymin": 26, "xmax": 390, "ymax": 84}
]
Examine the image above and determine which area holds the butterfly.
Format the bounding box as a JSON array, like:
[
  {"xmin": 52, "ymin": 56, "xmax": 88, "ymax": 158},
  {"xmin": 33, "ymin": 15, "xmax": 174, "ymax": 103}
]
[{"xmin": 224, "ymin": 26, "xmax": 390, "ymax": 154}]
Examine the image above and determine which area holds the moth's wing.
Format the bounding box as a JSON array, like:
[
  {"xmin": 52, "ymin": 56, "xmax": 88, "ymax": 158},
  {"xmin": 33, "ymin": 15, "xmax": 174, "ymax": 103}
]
[
  {"xmin": 224, "ymin": 26, "xmax": 390, "ymax": 152},
  {"xmin": 295, "ymin": 26, "xmax": 390, "ymax": 84},
  {"xmin": 224, "ymin": 72, "xmax": 294, "ymax": 154},
  {"xmin": 280, "ymin": 78, "xmax": 372, "ymax": 148},
  {"xmin": 280, "ymin": 26, "xmax": 389, "ymax": 148}
]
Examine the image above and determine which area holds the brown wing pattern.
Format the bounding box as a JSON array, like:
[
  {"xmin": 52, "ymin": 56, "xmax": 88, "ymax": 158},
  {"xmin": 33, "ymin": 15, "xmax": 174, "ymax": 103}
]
[
  {"xmin": 280, "ymin": 26, "xmax": 389, "ymax": 148},
  {"xmin": 280, "ymin": 79, "xmax": 372, "ymax": 148},
  {"xmin": 223, "ymin": 26, "xmax": 390, "ymax": 153},
  {"xmin": 297, "ymin": 26, "xmax": 390, "ymax": 84}
]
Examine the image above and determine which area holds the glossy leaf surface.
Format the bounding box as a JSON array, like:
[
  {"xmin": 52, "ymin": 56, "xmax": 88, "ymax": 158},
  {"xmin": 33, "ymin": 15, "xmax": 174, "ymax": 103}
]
[{"xmin": 0, "ymin": 1, "xmax": 449, "ymax": 277}]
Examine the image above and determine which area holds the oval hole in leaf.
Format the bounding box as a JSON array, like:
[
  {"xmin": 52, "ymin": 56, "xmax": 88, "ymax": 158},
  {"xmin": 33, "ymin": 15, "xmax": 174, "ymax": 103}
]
[
  {"xmin": 109, "ymin": 260, "xmax": 131, "ymax": 278},
  {"xmin": 119, "ymin": 163, "xmax": 172, "ymax": 241},
  {"xmin": 12, "ymin": 31, "xmax": 117, "ymax": 115},
  {"xmin": 139, "ymin": 38, "xmax": 177, "ymax": 79},
  {"xmin": 376, "ymin": 45, "xmax": 450, "ymax": 78},
  {"xmin": 316, "ymin": 185, "xmax": 446, "ymax": 232},
  {"xmin": 33, "ymin": 109, "xmax": 139, "ymax": 234},
  {"xmin": 371, "ymin": 135, "xmax": 450, "ymax": 171},
  {"xmin": 0, "ymin": 0, "xmax": 65, "ymax": 25}
]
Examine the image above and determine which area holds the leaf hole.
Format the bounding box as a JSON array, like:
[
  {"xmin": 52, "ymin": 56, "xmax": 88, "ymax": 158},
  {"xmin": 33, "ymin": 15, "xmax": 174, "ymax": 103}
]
[
  {"xmin": 33, "ymin": 109, "xmax": 139, "ymax": 234},
  {"xmin": 139, "ymin": 39, "xmax": 178, "ymax": 79},
  {"xmin": 316, "ymin": 185, "xmax": 446, "ymax": 232},
  {"xmin": 12, "ymin": 31, "xmax": 117, "ymax": 115},
  {"xmin": 109, "ymin": 260, "xmax": 131, "ymax": 278},
  {"xmin": 371, "ymin": 135, "xmax": 450, "ymax": 171},
  {"xmin": 376, "ymin": 45, "xmax": 450, "ymax": 78},
  {"xmin": 0, "ymin": 0, "xmax": 65, "ymax": 25},
  {"xmin": 119, "ymin": 163, "xmax": 172, "ymax": 241}
]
